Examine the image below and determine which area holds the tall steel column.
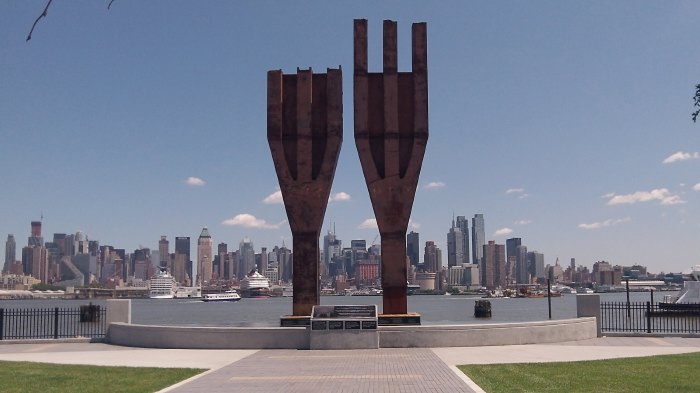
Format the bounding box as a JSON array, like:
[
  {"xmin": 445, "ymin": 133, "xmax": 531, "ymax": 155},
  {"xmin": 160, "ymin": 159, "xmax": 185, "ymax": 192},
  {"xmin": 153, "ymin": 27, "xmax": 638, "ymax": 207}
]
[
  {"xmin": 268, "ymin": 68, "xmax": 342, "ymax": 316},
  {"xmin": 354, "ymin": 19, "xmax": 428, "ymax": 315}
]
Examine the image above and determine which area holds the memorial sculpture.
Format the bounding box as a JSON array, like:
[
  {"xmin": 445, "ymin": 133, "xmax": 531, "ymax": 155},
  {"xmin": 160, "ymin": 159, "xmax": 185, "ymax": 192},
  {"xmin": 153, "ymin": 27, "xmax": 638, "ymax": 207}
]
[
  {"xmin": 354, "ymin": 19, "xmax": 428, "ymax": 317},
  {"xmin": 267, "ymin": 68, "xmax": 342, "ymax": 318}
]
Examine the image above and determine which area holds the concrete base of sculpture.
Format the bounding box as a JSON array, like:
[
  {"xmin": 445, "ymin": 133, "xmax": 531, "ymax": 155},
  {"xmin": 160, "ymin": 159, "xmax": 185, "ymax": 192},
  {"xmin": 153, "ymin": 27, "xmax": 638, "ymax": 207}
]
[
  {"xmin": 310, "ymin": 329, "xmax": 379, "ymax": 350},
  {"xmin": 378, "ymin": 313, "xmax": 421, "ymax": 326},
  {"xmin": 280, "ymin": 315, "xmax": 311, "ymax": 327}
]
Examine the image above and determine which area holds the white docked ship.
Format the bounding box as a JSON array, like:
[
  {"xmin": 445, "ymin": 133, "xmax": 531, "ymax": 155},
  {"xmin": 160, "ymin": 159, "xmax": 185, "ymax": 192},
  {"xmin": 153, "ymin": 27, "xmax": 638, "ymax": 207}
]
[
  {"xmin": 149, "ymin": 267, "xmax": 177, "ymax": 299},
  {"xmin": 239, "ymin": 270, "xmax": 271, "ymax": 298},
  {"xmin": 202, "ymin": 290, "xmax": 241, "ymax": 302}
]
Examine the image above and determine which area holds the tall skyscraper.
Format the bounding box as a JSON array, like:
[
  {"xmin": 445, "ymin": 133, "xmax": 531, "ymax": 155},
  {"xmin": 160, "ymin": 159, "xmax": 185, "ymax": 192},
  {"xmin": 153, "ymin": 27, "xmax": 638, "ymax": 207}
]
[
  {"xmin": 515, "ymin": 244, "xmax": 528, "ymax": 284},
  {"xmin": 28, "ymin": 221, "xmax": 43, "ymax": 247},
  {"xmin": 455, "ymin": 216, "xmax": 470, "ymax": 263},
  {"xmin": 506, "ymin": 237, "xmax": 521, "ymax": 284},
  {"xmin": 471, "ymin": 214, "xmax": 485, "ymax": 266},
  {"xmin": 158, "ymin": 236, "xmax": 169, "ymax": 268},
  {"xmin": 482, "ymin": 240, "xmax": 506, "ymax": 289},
  {"xmin": 323, "ymin": 229, "xmax": 341, "ymax": 272},
  {"xmin": 217, "ymin": 242, "xmax": 228, "ymax": 279},
  {"xmin": 446, "ymin": 217, "xmax": 463, "ymax": 268},
  {"xmin": 238, "ymin": 237, "xmax": 255, "ymax": 278},
  {"xmin": 4, "ymin": 234, "xmax": 16, "ymax": 273},
  {"xmin": 174, "ymin": 236, "xmax": 190, "ymax": 285},
  {"xmin": 406, "ymin": 231, "xmax": 420, "ymax": 267},
  {"xmin": 197, "ymin": 227, "xmax": 213, "ymax": 285}
]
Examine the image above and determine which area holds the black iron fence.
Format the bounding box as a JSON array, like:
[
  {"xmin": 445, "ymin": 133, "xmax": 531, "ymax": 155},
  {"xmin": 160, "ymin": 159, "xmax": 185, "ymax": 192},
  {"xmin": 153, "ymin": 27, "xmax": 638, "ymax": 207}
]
[
  {"xmin": 601, "ymin": 301, "xmax": 700, "ymax": 334},
  {"xmin": 0, "ymin": 305, "xmax": 107, "ymax": 340}
]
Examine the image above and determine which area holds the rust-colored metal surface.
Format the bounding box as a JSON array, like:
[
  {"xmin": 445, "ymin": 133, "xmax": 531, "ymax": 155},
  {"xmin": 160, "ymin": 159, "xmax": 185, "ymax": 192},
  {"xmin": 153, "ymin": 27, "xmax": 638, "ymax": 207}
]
[
  {"xmin": 268, "ymin": 68, "xmax": 342, "ymax": 316},
  {"xmin": 354, "ymin": 19, "xmax": 428, "ymax": 314}
]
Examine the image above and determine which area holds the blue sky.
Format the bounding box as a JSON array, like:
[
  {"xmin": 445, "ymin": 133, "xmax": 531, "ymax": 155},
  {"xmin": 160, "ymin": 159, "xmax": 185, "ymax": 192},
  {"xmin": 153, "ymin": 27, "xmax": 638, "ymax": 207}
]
[{"xmin": 1, "ymin": 1, "xmax": 698, "ymax": 274}]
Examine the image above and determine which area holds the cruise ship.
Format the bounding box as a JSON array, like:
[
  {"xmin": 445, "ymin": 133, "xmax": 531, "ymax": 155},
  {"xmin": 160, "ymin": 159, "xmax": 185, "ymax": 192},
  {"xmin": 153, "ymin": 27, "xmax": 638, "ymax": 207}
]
[
  {"xmin": 239, "ymin": 270, "xmax": 271, "ymax": 298},
  {"xmin": 149, "ymin": 267, "xmax": 177, "ymax": 299}
]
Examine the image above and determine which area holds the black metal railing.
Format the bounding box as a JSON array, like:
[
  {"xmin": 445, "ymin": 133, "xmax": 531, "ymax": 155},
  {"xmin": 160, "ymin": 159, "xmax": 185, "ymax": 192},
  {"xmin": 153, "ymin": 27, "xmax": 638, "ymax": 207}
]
[
  {"xmin": 601, "ymin": 301, "xmax": 700, "ymax": 334},
  {"xmin": 0, "ymin": 306, "xmax": 107, "ymax": 340}
]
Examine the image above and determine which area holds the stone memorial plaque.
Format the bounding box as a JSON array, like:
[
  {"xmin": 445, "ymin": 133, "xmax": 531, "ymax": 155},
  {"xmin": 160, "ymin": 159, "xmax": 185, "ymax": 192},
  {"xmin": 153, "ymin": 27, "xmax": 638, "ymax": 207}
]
[
  {"xmin": 311, "ymin": 320, "xmax": 328, "ymax": 331},
  {"xmin": 361, "ymin": 320, "xmax": 377, "ymax": 330},
  {"xmin": 312, "ymin": 305, "xmax": 377, "ymax": 319},
  {"xmin": 344, "ymin": 320, "xmax": 361, "ymax": 330},
  {"xmin": 328, "ymin": 320, "xmax": 344, "ymax": 330}
]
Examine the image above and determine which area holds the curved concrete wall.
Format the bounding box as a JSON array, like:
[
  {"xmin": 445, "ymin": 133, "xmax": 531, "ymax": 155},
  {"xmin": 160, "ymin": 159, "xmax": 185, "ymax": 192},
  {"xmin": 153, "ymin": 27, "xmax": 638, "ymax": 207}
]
[
  {"xmin": 379, "ymin": 317, "xmax": 597, "ymax": 348},
  {"xmin": 107, "ymin": 323, "xmax": 309, "ymax": 349},
  {"xmin": 106, "ymin": 317, "xmax": 596, "ymax": 349}
]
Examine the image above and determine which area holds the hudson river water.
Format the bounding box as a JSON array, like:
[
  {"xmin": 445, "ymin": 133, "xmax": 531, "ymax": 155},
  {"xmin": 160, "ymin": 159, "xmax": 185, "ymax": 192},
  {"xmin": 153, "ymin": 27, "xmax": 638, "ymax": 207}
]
[{"xmin": 0, "ymin": 291, "xmax": 667, "ymax": 327}]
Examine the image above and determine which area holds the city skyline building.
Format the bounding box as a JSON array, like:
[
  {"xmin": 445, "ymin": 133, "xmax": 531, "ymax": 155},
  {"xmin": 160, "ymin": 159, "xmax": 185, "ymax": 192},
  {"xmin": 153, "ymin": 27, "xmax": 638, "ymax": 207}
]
[
  {"xmin": 28, "ymin": 221, "xmax": 43, "ymax": 247},
  {"xmin": 471, "ymin": 214, "xmax": 485, "ymax": 267},
  {"xmin": 238, "ymin": 237, "xmax": 255, "ymax": 278},
  {"xmin": 197, "ymin": 227, "xmax": 213, "ymax": 285},
  {"xmin": 158, "ymin": 236, "xmax": 169, "ymax": 268},
  {"xmin": 406, "ymin": 231, "xmax": 420, "ymax": 267},
  {"xmin": 4, "ymin": 234, "xmax": 16, "ymax": 273},
  {"xmin": 174, "ymin": 236, "xmax": 190, "ymax": 285},
  {"xmin": 446, "ymin": 217, "xmax": 463, "ymax": 268},
  {"xmin": 516, "ymin": 244, "xmax": 529, "ymax": 284},
  {"xmin": 424, "ymin": 241, "xmax": 442, "ymax": 273},
  {"xmin": 482, "ymin": 240, "xmax": 506, "ymax": 289},
  {"xmin": 455, "ymin": 215, "xmax": 470, "ymax": 264}
]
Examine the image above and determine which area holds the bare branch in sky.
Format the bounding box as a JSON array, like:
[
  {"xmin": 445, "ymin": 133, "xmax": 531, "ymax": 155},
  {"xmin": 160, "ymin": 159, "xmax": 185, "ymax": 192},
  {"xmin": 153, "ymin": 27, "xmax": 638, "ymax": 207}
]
[
  {"xmin": 26, "ymin": 0, "xmax": 53, "ymax": 42},
  {"xmin": 108, "ymin": 0, "xmax": 117, "ymax": 10}
]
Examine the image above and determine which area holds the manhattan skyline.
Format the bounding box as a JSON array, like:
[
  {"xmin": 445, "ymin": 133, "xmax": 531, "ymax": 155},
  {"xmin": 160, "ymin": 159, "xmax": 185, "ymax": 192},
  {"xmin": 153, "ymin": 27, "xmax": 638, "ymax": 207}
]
[{"xmin": 1, "ymin": 1, "xmax": 699, "ymax": 273}]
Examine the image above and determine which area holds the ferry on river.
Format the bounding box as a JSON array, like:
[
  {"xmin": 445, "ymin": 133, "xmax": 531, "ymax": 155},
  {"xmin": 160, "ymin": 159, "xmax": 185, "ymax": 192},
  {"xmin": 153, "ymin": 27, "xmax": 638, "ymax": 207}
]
[{"xmin": 202, "ymin": 290, "xmax": 241, "ymax": 302}]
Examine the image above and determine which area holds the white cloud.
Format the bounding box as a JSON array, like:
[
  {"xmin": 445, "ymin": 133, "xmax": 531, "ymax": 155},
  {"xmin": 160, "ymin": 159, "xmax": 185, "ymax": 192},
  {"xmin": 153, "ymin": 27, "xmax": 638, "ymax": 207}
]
[
  {"xmin": 578, "ymin": 217, "xmax": 631, "ymax": 230},
  {"xmin": 423, "ymin": 181, "xmax": 446, "ymax": 190},
  {"xmin": 494, "ymin": 227, "xmax": 513, "ymax": 236},
  {"xmin": 518, "ymin": 193, "xmax": 530, "ymax": 199},
  {"xmin": 263, "ymin": 190, "xmax": 284, "ymax": 204},
  {"xmin": 514, "ymin": 220, "xmax": 531, "ymax": 225},
  {"xmin": 221, "ymin": 214, "xmax": 283, "ymax": 229},
  {"xmin": 662, "ymin": 151, "xmax": 700, "ymax": 164},
  {"xmin": 329, "ymin": 192, "xmax": 351, "ymax": 202},
  {"xmin": 606, "ymin": 188, "xmax": 686, "ymax": 206},
  {"xmin": 185, "ymin": 176, "xmax": 206, "ymax": 186},
  {"xmin": 693, "ymin": 183, "xmax": 700, "ymax": 191},
  {"xmin": 358, "ymin": 218, "xmax": 378, "ymax": 229},
  {"xmin": 409, "ymin": 219, "xmax": 420, "ymax": 231},
  {"xmin": 506, "ymin": 188, "xmax": 524, "ymax": 194},
  {"xmin": 601, "ymin": 192, "xmax": 616, "ymax": 199}
]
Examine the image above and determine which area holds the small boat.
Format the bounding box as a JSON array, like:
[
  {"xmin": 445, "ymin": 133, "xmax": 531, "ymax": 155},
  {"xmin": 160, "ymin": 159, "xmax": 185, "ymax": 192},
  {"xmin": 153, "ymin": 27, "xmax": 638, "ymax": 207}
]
[{"xmin": 202, "ymin": 290, "xmax": 241, "ymax": 302}]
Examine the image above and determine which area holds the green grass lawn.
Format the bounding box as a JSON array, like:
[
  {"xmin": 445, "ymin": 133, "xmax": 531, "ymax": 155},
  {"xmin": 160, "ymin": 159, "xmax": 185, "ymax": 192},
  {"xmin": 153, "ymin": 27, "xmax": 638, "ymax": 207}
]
[
  {"xmin": 0, "ymin": 361, "xmax": 205, "ymax": 393},
  {"xmin": 459, "ymin": 352, "xmax": 700, "ymax": 393}
]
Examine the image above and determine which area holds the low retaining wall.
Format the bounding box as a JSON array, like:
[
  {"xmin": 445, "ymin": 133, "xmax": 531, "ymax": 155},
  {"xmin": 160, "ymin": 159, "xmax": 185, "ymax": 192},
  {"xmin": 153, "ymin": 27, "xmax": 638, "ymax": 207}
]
[
  {"xmin": 379, "ymin": 317, "xmax": 597, "ymax": 348},
  {"xmin": 106, "ymin": 317, "xmax": 596, "ymax": 349},
  {"xmin": 107, "ymin": 323, "xmax": 309, "ymax": 349}
]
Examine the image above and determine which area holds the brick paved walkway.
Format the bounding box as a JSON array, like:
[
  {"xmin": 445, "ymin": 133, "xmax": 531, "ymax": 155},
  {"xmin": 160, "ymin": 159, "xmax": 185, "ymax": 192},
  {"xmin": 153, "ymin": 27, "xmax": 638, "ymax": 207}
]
[{"xmin": 166, "ymin": 348, "xmax": 476, "ymax": 393}]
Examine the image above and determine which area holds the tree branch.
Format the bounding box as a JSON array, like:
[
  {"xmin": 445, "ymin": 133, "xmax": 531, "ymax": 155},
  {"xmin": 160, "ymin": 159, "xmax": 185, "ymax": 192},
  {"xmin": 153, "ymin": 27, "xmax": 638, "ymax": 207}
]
[
  {"xmin": 693, "ymin": 84, "xmax": 700, "ymax": 123},
  {"xmin": 108, "ymin": 0, "xmax": 116, "ymax": 10},
  {"xmin": 26, "ymin": 0, "xmax": 53, "ymax": 42}
]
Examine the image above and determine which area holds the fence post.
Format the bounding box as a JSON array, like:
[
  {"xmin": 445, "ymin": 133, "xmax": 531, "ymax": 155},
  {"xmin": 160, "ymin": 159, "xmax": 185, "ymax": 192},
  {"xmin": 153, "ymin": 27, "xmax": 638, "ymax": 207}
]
[
  {"xmin": 577, "ymin": 294, "xmax": 601, "ymax": 337},
  {"xmin": 646, "ymin": 301, "xmax": 651, "ymax": 334},
  {"xmin": 54, "ymin": 308, "xmax": 59, "ymax": 339},
  {"xmin": 0, "ymin": 308, "xmax": 4, "ymax": 340}
]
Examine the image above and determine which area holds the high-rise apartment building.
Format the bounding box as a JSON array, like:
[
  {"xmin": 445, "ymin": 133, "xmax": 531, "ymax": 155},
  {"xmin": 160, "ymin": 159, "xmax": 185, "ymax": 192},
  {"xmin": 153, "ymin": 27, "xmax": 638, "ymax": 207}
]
[
  {"xmin": 423, "ymin": 241, "xmax": 442, "ymax": 273},
  {"xmin": 4, "ymin": 234, "xmax": 16, "ymax": 273},
  {"xmin": 446, "ymin": 217, "xmax": 464, "ymax": 268},
  {"xmin": 158, "ymin": 236, "xmax": 169, "ymax": 268},
  {"xmin": 528, "ymin": 251, "xmax": 545, "ymax": 279},
  {"xmin": 471, "ymin": 214, "xmax": 485, "ymax": 266},
  {"xmin": 406, "ymin": 231, "xmax": 420, "ymax": 267},
  {"xmin": 455, "ymin": 216, "xmax": 470, "ymax": 263},
  {"xmin": 482, "ymin": 240, "xmax": 506, "ymax": 289},
  {"xmin": 217, "ymin": 242, "xmax": 227, "ymax": 279},
  {"xmin": 197, "ymin": 227, "xmax": 213, "ymax": 285}
]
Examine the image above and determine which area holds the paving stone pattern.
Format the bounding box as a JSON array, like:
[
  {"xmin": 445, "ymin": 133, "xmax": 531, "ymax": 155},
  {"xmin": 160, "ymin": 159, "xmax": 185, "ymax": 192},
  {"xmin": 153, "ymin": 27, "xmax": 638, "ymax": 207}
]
[{"xmin": 168, "ymin": 348, "xmax": 476, "ymax": 393}]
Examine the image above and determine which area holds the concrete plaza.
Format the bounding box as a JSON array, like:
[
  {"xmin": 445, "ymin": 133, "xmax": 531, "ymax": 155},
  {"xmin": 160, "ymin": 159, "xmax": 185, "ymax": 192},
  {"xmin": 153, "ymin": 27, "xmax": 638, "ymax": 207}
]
[{"xmin": 1, "ymin": 337, "xmax": 700, "ymax": 392}]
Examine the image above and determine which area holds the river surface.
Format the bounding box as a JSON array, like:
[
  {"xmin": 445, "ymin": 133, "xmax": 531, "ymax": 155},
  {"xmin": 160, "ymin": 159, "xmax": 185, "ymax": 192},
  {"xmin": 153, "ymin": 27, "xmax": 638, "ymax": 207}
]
[{"xmin": 0, "ymin": 291, "xmax": 669, "ymax": 327}]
